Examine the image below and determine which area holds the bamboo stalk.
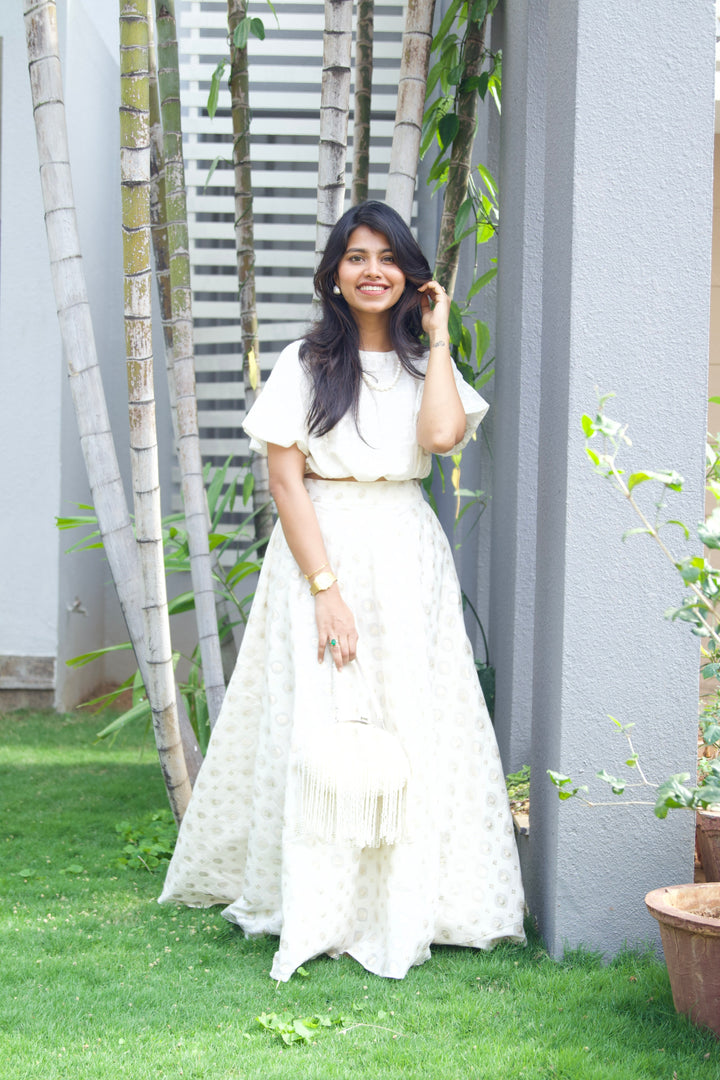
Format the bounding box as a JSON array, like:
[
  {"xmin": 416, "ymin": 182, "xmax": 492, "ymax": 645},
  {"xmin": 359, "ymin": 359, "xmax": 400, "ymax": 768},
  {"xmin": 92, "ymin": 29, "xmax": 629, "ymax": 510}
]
[
  {"xmin": 121, "ymin": 0, "xmax": 192, "ymax": 825},
  {"xmin": 24, "ymin": 0, "xmax": 199, "ymax": 816},
  {"xmin": 154, "ymin": 0, "xmax": 226, "ymax": 726},
  {"xmin": 148, "ymin": 4, "xmax": 178, "ymax": 448},
  {"xmin": 351, "ymin": 0, "xmax": 374, "ymax": 206},
  {"xmin": 385, "ymin": 0, "xmax": 436, "ymax": 223},
  {"xmin": 433, "ymin": 14, "xmax": 488, "ymax": 295},
  {"xmin": 315, "ymin": 0, "xmax": 353, "ymax": 262},
  {"xmin": 226, "ymin": 0, "xmax": 274, "ymax": 547}
]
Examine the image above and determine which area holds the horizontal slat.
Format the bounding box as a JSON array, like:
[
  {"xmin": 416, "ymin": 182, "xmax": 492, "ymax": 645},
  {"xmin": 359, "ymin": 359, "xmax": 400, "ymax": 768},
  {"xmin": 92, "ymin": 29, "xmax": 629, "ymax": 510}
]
[
  {"xmin": 196, "ymin": 438, "xmax": 252, "ymax": 455},
  {"xmin": 194, "ymin": 299, "xmax": 314, "ymax": 319},
  {"xmin": 194, "ymin": 355, "xmax": 264, "ymax": 373},
  {"xmin": 187, "ymin": 194, "xmax": 320, "ymax": 215},
  {"xmin": 191, "ymin": 274, "xmax": 313, "ymax": 295},
  {"xmin": 183, "ymin": 141, "xmax": 392, "ymax": 164},
  {"xmin": 181, "ymin": 115, "xmax": 397, "ymax": 138},
  {"xmin": 183, "ymin": 89, "xmax": 400, "ymax": 115},
  {"xmin": 193, "ymin": 321, "xmax": 310, "ymax": 344},
  {"xmin": 185, "ymin": 167, "xmax": 391, "ymax": 190},
  {"xmin": 190, "ymin": 249, "xmax": 314, "ymax": 268},
  {"xmin": 189, "ymin": 221, "xmax": 315, "ymax": 240},
  {"xmin": 196, "ymin": 382, "xmax": 246, "ymax": 400},
  {"xmin": 180, "ymin": 9, "xmax": 406, "ymax": 33},
  {"xmin": 198, "ymin": 409, "xmax": 250, "ymax": 427}
]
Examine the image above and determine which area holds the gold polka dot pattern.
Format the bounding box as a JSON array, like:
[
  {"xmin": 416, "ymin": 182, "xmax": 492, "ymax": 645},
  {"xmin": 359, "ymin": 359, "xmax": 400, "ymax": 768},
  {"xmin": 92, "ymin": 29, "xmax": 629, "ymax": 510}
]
[{"xmin": 159, "ymin": 479, "xmax": 526, "ymax": 980}]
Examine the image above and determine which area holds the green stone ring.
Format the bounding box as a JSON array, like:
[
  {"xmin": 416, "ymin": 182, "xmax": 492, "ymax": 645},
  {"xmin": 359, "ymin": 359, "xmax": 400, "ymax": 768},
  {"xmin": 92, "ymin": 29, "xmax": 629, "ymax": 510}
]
[{"xmin": 330, "ymin": 638, "xmax": 337, "ymax": 647}]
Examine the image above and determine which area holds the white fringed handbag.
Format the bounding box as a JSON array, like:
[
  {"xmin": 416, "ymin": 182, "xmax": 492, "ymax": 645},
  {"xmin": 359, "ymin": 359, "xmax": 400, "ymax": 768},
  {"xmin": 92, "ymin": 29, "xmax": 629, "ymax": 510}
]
[{"xmin": 295, "ymin": 659, "xmax": 410, "ymax": 848}]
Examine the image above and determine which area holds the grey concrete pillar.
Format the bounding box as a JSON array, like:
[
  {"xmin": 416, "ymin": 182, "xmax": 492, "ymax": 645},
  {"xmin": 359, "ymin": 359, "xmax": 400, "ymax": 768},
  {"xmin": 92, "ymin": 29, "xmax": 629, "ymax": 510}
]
[
  {"xmin": 506, "ymin": 0, "xmax": 715, "ymax": 956},
  {"xmin": 490, "ymin": 0, "xmax": 548, "ymax": 769}
]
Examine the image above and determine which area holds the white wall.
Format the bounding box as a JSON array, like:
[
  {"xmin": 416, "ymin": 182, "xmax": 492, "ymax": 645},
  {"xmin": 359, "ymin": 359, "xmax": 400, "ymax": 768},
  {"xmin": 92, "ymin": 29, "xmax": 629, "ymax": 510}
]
[
  {"xmin": 1, "ymin": 1, "xmax": 176, "ymax": 708},
  {"xmin": 0, "ymin": 4, "xmax": 63, "ymax": 671}
]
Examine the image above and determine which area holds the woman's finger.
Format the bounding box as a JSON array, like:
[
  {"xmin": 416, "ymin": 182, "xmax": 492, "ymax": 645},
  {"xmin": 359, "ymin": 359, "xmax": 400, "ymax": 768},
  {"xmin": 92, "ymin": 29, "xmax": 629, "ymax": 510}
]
[{"xmin": 329, "ymin": 635, "xmax": 344, "ymax": 671}]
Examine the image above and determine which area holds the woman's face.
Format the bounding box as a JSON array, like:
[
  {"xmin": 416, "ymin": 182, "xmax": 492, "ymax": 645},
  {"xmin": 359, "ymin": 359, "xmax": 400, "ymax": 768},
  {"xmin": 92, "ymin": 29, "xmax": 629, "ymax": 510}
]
[{"xmin": 334, "ymin": 226, "xmax": 407, "ymax": 321}]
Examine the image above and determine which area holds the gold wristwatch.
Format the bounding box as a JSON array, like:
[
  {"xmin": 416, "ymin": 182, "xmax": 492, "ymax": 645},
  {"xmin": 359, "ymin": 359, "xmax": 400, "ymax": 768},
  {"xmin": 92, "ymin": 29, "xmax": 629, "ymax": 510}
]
[{"xmin": 309, "ymin": 570, "xmax": 337, "ymax": 596}]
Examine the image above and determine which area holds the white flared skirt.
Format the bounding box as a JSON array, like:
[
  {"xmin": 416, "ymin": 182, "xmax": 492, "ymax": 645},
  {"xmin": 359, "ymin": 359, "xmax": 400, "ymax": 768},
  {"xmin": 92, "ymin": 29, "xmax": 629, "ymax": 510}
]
[{"xmin": 159, "ymin": 479, "xmax": 525, "ymax": 980}]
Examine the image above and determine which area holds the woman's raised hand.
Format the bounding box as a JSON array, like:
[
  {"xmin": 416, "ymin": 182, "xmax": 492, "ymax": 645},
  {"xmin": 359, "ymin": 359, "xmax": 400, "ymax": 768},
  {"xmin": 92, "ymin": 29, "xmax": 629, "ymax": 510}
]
[
  {"xmin": 418, "ymin": 280, "xmax": 450, "ymax": 338},
  {"xmin": 314, "ymin": 586, "xmax": 359, "ymax": 670}
]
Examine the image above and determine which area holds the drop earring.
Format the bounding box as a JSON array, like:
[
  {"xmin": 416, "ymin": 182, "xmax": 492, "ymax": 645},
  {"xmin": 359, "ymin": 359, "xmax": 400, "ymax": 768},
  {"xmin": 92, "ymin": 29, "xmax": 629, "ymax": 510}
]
[{"xmin": 333, "ymin": 284, "xmax": 341, "ymax": 295}]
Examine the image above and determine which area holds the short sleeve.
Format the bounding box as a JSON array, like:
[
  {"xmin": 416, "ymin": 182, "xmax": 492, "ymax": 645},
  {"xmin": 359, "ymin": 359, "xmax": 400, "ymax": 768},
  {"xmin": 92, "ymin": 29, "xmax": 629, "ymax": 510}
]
[
  {"xmin": 415, "ymin": 357, "xmax": 489, "ymax": 456},
  {"xmin": 242, "ymin": 341, "xmax": 310, "ymax": 457},
  {"xmin": 448, "ymin": 362, "xmax": 489, "ymax": 454}
]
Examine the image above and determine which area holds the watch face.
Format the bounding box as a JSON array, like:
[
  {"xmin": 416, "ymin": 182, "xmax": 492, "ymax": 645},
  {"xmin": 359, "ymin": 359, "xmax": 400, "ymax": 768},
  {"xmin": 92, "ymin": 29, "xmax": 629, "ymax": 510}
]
[{"xmin": 311, "ymin": 570, "xmax": 336, "ymax": 595}]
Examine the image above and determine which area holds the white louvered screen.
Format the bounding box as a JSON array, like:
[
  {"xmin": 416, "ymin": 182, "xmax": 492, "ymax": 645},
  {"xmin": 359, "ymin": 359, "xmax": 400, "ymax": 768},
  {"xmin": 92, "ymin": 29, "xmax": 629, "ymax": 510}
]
[{"xmin": 176, "ymin": 0, "xmax": 406, "ymax": 519}]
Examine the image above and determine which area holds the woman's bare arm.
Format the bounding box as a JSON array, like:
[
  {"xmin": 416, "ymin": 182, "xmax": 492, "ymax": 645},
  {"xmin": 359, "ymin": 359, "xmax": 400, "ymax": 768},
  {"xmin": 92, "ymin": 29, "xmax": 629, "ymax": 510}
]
[
  {"xmin": 267, "ymin": 442, "xmax": 358, "ymax": 669},
  {"xmin": 415, "ymin": 281, "xmax": 466, "ymax": 453}
]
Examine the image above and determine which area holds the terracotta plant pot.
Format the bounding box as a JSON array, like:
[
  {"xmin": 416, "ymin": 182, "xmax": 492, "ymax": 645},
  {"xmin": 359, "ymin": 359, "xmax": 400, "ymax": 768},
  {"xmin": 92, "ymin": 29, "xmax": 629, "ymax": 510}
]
[
  {"xmin": 645, "ymin": 883, "xmax": 720, "ymax": 1038},
  {"xmin": 696, "ymin": 810, "xmax": 720, "ymax": 882}
]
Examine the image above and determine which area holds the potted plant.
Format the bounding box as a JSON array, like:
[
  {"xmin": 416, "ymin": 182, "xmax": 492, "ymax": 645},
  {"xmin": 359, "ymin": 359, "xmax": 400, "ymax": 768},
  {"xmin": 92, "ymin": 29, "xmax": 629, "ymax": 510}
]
[{"xmin": 548, "ymin": 394, "xmax": 720, "ymax": 1038}]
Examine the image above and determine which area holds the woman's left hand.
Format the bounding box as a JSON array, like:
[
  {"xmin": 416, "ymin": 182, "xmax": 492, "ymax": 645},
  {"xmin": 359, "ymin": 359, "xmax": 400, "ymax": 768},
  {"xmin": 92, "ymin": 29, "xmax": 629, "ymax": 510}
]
[{"xmin": 418, "ymin": 280, "xmax": 450, "ymax": 337}]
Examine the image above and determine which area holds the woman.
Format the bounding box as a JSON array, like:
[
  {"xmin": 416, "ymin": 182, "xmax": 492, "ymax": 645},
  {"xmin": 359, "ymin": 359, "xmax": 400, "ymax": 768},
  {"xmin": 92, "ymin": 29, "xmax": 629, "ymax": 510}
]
[{"xmin": 159, "ymin": 201, "xmax": 525, "ymax": 981}]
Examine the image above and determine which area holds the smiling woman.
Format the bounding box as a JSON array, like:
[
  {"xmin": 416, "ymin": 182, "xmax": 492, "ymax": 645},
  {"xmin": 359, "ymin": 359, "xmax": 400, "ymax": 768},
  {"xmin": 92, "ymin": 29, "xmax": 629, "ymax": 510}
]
[{"xmin": 159, "ymin": 201, "xmax": 526, "ymax": 983}]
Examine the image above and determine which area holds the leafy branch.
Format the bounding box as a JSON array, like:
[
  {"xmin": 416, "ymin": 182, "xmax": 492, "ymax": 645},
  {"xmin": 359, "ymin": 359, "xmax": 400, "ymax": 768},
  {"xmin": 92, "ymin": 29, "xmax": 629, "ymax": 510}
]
[{"xmin": 547, "ymin": 395, "xmax": 720, "ymax": 818}]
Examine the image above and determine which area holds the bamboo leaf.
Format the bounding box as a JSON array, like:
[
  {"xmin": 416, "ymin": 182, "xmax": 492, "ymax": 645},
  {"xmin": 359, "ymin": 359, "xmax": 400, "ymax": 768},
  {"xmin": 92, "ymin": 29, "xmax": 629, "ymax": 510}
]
[
  {"xmin": 447, "ymin": 62, "xmax": 464, "ymax": 86},
  {"xmin": 233, "ymin": 17, "xmax": 251, "ymax": 49},
  {"xmin": 207, "ymin": 61, "xmax": 227, "ymax": 119},
  {"xmin": 203, "ymin": 154, "xmax": 229, "ymax": 193},
  {"xmin": 469, "ymin": 0, "xmax": 488, "ymax": 23},
  {"xmin": 96, "ymin": 698, "xmax": 153, "ymax": 740},
  {"xmin": 454, "ymin": 198, "xmax": 474, "ymax": 244},
  {"xmin": 427, "ymin": 152, "xmax": 451, "ymax": 184},
  {"xmin": 66, "ymin": 643, "xmax": 133, "ymax": 668},
  {"xmin": 476, "ymin": 161, "xmax": 497, "ymax": 196},
  {"xmin": 448, "ymin": 300, "xmax": 463, "ymax": 344},
  {"xmin": 247, "ymin": 347, "xmax": 259, "ymax": 390},
  {"xmin": 438, "ymin": 112, "xmax": 460, "ymax": 150},
  {"xmin": 467, "ymin": 267, "xmax": 497, "ymax": 300},
  {"xmin": 167, "ymin": 591, "xmax": 196, "ymax": 616},
  {"xmin": 474, "ymin": 320, "xmax": 491, "ymax": 364},
  {"xmin": 264, "ymin": 0, "xmax": 280, "ymax": 25},
  {"xmin": 431, "ymin": 0, "xmax": 463, "ymax": 50}
]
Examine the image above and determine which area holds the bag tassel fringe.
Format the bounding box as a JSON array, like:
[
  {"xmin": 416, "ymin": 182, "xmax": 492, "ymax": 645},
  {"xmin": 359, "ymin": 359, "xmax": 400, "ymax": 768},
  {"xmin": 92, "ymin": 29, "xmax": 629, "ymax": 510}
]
[{"xmin": 297, "ymin": 721, "xmax": 410, "ymax": 848}]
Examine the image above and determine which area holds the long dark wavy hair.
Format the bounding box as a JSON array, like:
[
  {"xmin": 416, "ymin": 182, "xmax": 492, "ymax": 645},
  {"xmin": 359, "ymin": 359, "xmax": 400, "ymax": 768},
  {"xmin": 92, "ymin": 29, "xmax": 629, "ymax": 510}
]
[{"xmin": 300, "ymin": 201, "xmax": 432, "ymax": 437}]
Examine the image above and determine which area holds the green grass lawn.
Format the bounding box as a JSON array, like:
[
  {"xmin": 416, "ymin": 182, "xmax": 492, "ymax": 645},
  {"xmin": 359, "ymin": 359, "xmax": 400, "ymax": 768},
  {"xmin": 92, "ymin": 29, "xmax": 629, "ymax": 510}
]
[{"xmin": 1, "ymin": 709, "xmax": 719, "ymax": 1080}]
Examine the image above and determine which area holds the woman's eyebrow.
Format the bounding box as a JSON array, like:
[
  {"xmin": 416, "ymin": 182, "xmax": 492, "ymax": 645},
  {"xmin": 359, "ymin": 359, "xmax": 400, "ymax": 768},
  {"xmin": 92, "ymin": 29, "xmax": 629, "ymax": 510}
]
[{"xmin": 345, "ymin": 246, "xmax": 393, "ymax": 255}]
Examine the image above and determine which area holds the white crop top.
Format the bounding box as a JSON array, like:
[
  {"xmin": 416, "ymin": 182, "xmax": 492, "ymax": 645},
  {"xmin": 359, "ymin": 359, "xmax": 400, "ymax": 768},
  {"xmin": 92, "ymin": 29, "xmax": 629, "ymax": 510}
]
[{"xmin": 242, "ymin": 339, "xmax": 488, "ymax": 482}]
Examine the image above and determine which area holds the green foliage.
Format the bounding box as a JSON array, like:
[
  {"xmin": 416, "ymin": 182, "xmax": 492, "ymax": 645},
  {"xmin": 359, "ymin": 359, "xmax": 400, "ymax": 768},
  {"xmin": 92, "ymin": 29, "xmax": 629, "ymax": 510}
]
[
  {"xmin": 505, "ymin": 764, "xmax": 530, "ymax": 804},
  {"xmin": 115, "ymin": 809, "xmax": 178, "ymax": 872},
  {"xmin": 257, "ymin": 1009, "xmax": 352, "ymax": 1046},
  {"xmin": 58, "ymin": 459, "xmax": 267, "ymax": 752},
  {"xmin": 206, "ymin": 0, "xmax": 279, "ymax": 119},
  {"xmin": 548, "ymin": 400, "xmax": 720, "ymax": 817},
  {"xmin": 421, "ymin": 2, "xmax": 500, "ymax": 554}
]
